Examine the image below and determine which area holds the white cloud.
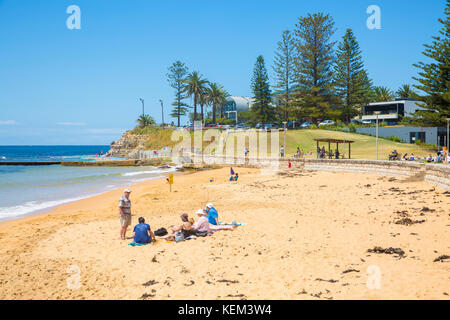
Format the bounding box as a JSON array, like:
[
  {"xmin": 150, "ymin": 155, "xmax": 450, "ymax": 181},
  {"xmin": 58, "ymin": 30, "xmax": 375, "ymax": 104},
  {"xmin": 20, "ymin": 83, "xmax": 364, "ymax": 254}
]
[
  {"xmin": 0, "ymin": 120, "xmax": 18, "ymax": 125},
  {"xmin": 57, "ymin": 122, "xmax": 86, "ymax": 126}
]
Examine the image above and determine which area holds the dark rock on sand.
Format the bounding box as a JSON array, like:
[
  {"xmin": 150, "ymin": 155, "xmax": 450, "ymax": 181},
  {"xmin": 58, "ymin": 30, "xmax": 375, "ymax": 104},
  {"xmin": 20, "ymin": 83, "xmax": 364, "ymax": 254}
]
[
  {"xmin": 368, "ymin": 246, "xmax": 405, "ymax": 257},
  {"xmin": 342, "ymin": 269, "xmax": 360, "ymax": 274},
  {"xmin": 433, "ymin": 255, "xmax": 450, "ymax": 262},
  {"xmin": 142, "ymin": 280, "xmax": 158, "ymax": 286},
  {"xmin": 395, "ymin": 218, "xmax": 426, "ymax": 226}
]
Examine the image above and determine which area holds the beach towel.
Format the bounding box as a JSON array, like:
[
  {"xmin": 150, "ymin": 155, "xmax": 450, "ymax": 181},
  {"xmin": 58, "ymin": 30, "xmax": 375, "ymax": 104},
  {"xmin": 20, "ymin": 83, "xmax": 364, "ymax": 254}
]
[
  {"xmin": 128, "ymin": 241, "xmax": 152, "ymax": 247},
  {"xmin": 219, "ymin": 221, "xmax": 246, "ymax": 226}
]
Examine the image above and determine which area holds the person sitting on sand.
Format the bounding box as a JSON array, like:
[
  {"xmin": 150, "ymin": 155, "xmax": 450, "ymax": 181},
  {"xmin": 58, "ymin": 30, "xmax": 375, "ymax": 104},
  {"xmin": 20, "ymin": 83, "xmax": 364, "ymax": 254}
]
[
  {"xmin": 205, "ymin": 203, "xmax": 219, "ymax": 225},
  {"xmin": 234, "ymin": 173, "xmax": 239, "ymax": 181},
  {"xmin": 170, "ymin": 213, "xmax": 196, "ymax": 238},
  {"xmin": 402, "ymin": 153, "xmax": 408, "ymax": 161},
  {"xmin": 192, "ymin": 209, "xmax": 212, "ymax": 235},
  {"xmin": 132, "ymin": 217, "xmax": 156, "ymax": 244},
  {"xmin": 204, "ymin": 203, "xmax": 238, "ymax": 231}
]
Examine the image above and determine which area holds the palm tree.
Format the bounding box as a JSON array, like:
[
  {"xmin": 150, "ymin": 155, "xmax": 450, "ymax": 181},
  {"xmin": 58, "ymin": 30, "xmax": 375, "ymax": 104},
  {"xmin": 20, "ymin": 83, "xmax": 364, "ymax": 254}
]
[
  {"xmin": 372, "ymin": 86, "xmax": 395, "ymax": 102},
  {"xmin": 137, "ymin": 114, "xmax": 155, "ymax": 128},
  {"xmin": 182, "ymin": 71, "xmax": 209, "ymax": 122},
  {"xmin": 207, "ymin": 83, "xmax": 229, "ymax": 124},
  {"xmin": 396, "ymin": 84, "xmax": 415, "ymax": 99},
  {"xmin": 198, "ymin": 90, "xmax": 208, "ymax": 122}
]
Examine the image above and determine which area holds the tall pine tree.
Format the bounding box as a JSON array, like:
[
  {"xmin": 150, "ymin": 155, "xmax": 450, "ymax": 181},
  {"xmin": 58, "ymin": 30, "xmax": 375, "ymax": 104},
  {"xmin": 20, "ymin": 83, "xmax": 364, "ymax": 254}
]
[
  {"xmin": 251, "ymin": 55, "xmax": 275, "ymax": 127},
  {"xmin": 273, "ymin": 30, "xmax": 295, "ymax": 122},
  {"xmin": 333, "ymin": 29, "xmax": 372, "ymax": 123},
  {"xmin": 292, "ymin": 12, "xmax": 339, "ymax": 122},
  {"xmin": 412, "ymin": 0, "xmax": 449, "ymax": 126},
  {"xmin": 167, "ymin": 61, "xmax": 189, "ymax": 127}
]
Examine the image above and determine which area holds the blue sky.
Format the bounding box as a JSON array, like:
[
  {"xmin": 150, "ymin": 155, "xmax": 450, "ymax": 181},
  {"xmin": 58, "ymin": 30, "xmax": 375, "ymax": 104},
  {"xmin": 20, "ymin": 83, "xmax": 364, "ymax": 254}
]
[{"xmin": 0, "ymin": 0, "xmax": 446, "ymax": 145}]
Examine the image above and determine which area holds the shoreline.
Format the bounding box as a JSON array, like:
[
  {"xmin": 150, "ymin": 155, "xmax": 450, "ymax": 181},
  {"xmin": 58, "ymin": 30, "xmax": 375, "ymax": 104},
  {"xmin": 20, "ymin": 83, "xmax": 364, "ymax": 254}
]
[
  {"xmin": 0, "ymin": 168, "xmax": 185, "ymax": 227},
  {"xmin": 0, "ymin": 166, "xmax": 449, "ymax": 299}
]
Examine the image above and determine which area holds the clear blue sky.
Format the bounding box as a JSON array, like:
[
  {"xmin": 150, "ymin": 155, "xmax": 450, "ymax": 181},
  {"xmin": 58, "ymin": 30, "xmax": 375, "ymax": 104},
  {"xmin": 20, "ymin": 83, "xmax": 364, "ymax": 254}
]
[{"xmin": 0, "ymin": 0, "xmax": 446, "ymax": 145}]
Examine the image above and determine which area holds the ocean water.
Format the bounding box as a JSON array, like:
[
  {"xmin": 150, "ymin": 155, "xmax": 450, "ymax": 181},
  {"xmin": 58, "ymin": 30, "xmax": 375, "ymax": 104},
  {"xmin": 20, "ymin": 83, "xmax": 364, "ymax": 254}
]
[{"xmin": 0, "ymin": 146, "xmax": 176, "ymax": 221}]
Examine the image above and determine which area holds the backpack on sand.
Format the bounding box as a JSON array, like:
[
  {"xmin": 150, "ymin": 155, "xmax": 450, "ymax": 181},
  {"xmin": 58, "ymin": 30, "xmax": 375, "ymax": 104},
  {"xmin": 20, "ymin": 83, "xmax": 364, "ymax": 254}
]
[{"xmin": 154, "ymin": 228, "xmax": 168, "ymax": 236}]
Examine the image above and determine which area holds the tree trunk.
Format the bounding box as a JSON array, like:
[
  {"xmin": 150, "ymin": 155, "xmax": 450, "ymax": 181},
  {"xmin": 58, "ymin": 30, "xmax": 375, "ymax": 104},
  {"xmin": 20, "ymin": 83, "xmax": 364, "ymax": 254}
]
[{"xmin": 212, "ymin": 103, "xmax": 216, "ymax": 124}]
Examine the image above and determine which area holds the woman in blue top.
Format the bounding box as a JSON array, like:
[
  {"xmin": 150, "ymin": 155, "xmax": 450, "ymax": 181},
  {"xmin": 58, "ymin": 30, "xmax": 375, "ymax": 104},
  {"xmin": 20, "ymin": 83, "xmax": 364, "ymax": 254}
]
[
  {"xmin": 205, "ymin": 203, "xmax": 219, "ymax": 225},
  {"xmin": 205, "ymin": 203, "xmax": 237, "ymax": 231}
]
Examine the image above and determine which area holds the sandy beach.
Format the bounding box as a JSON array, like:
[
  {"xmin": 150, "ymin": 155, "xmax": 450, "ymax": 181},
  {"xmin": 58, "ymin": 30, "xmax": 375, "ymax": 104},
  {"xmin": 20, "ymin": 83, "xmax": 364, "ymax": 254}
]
[{"xmin": 0, "ymin": 167, "xmax": 449, "ymax": 300}]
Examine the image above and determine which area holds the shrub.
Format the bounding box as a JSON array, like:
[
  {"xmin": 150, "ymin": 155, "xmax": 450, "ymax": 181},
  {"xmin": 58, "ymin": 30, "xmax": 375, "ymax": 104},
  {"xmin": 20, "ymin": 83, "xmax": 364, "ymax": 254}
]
[
  {"xmin": 310, "ymin": 124, "xmax": 317, "ymax": 129},
  {"xmin": 387, "ymin": 136, "xmax": 404, "ymax": 143},
  {"xmin": 348, "ymin": 124, "xmax": 357, "ymax": 133}
]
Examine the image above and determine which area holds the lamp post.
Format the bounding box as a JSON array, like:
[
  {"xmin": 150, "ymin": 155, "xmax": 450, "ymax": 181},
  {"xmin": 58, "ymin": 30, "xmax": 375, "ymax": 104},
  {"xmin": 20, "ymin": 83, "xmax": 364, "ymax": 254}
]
[
  {"xmin": 374, "ymin": 111, "xmax": 381, "ymax": 160},
  {"xmin": 139, "ymin": 98, "xmax": 145, "ymax": 116},
  {"xmin": 447, "ymin": 118, "xmax": 450, "ymax": 161},
  {"xmin": 159, "ymin": 99, "xmax": 164, "ymax": 127},
  {"xmin": 283, "ymin": 121, "xmax": 287, "ymax": 158}
]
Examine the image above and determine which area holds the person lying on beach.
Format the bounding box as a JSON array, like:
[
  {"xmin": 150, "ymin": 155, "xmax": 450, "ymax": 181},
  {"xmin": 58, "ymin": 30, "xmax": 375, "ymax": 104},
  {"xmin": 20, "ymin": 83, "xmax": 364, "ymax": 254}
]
[
  {"xmin": 205, "ymin": 203, "xmax": 237, "ymax": 231},
  {"xmin": 132, "ymin": 217, "xmax": 156, "ymax": 244}
]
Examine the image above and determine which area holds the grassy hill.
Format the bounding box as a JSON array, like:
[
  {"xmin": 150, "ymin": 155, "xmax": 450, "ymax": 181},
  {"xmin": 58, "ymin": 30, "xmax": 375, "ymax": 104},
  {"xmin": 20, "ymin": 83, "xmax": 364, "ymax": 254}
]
[
  {"xmin": 283, "ymin": 129, "xmax": 436, "ymax": 160},
  {"xmin": 127, "ymin": 127, "xmax": 436, "ymax": 160}
]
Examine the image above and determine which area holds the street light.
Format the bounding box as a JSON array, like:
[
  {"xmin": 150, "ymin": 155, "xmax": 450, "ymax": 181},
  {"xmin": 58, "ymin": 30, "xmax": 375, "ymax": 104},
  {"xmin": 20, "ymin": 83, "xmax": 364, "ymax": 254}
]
[
  {"xmin": 283, "ymin": 121, "xmax": 287, "ymax": 158},
  {"xmin": 374, "ymin": 111, "xmax": 381, "ymax": 160},
  {"xmin": 159, "ymin": 99, "xmax": 164, "ymax": 127},
  {"xmin": 446, "ymin": 118, "xmax": 450, "ymax": 161},
  {"xmin": 139, "ymin": 98, "xmax": 145, "ymax": 116}
]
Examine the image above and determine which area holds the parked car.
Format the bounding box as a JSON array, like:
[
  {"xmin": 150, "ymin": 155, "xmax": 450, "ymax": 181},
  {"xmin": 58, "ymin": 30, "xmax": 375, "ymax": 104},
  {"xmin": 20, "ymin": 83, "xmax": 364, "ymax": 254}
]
[
  {"xmin": 361, "ymin": 120, "xmax": 372, "ymax": 124},
  {"xmin": 300, "ymin": 121, "xmax": 311, "ymax": 128},
  {"xmin": 235, "ymin": 123, "xmax": 250, "ymax": 129},
  {"xmin": 255, "ymin": 122, "xmax": 263, "ymax": 129},
  {"xmin": 318, "ymin": 120, "xmax": 335, "ymax": 127},
  {"xmin": 264, "ymin": 123, "xmax": 280, "ymax": 130}
]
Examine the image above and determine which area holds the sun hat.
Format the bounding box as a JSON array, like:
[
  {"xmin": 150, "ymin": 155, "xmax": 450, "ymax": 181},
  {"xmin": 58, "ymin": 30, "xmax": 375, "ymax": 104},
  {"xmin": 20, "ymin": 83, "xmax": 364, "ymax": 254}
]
[
  {"xmin": 124, "ymin": 188, "xmax": 132, "ymax": 193},
  {"xmin": 206, "ymin": 203, "xmax": 213, "ymax": 208},
  {"xmin": 196, "ymin": 209, "xmax": 205, "ymax": 215}
]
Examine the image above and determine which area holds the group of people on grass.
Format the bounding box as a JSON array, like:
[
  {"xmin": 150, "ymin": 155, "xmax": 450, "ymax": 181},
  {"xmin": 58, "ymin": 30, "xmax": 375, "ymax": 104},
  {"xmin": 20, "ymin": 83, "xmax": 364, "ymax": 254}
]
[
  {"xmin": 389, "ymin": 149, "xmax": 448, "ymax": 163},
  {"xmin": 119, "ymin": 189, "xmax": 237, "ymax": 244}
]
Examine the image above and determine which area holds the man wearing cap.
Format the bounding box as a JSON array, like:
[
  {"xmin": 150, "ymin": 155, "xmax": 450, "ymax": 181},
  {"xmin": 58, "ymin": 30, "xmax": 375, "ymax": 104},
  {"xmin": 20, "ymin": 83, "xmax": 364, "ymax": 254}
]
[
  {"xmin": 205, "ymin": 203, "xmax": 219, "ymax": 226},
  {"xmin": 119, "ymin": 188, "xmax": 132, "ymax": 240}
]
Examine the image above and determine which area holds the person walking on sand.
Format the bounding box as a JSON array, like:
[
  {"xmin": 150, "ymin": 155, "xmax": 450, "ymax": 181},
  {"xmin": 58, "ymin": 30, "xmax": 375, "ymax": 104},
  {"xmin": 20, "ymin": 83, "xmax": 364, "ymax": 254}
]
[{"xmin": 119, "ymin": 188, "xmax": 132, "ymax": 240}]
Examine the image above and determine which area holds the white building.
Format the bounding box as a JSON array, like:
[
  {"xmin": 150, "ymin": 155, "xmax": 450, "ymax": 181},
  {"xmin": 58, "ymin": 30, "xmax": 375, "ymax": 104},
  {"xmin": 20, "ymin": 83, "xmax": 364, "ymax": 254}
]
[
  {"xmin": 223, "ymin": 96, "xmax": 254, "ymax": 119},
  {"xmin": 361, "ymin": 99, "xmax": 423, "ymax": 125}
]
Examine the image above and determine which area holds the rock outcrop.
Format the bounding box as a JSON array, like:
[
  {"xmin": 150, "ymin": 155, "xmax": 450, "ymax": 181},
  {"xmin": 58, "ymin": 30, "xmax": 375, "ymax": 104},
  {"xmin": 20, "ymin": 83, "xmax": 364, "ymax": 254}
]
[{"xmin": 105, "ymin": 131, "xmax": 148, "ymax": 159}]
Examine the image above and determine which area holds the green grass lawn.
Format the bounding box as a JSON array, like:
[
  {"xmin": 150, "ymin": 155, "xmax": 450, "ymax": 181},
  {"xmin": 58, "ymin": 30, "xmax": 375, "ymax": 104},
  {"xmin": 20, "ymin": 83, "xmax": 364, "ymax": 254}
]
[
  {"xmin": 131, "ymin": 127, "xmax": 436, "ymax": 160},
  {"xmin": 283, "ymin": 129, "xmax": 436, "ymax": 160}
]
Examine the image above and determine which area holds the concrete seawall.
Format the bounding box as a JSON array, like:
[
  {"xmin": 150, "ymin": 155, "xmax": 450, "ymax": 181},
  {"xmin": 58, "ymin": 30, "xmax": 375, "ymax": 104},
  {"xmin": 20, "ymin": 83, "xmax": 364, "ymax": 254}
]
[{"xmin": 195, "ymin": 155, "xmax": 450, "ymax": 191}]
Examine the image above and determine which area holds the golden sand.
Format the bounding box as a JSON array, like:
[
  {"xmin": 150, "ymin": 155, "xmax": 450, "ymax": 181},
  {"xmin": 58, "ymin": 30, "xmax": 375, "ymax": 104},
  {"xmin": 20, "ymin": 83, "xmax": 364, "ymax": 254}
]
[{"xmin": 0, "ymin": 167, "xmax": 449, "ymax": 300}]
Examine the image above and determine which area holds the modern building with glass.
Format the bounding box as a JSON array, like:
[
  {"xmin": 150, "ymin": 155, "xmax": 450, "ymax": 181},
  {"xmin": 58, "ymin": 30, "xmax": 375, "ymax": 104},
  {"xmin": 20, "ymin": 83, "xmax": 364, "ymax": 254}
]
[
  {"xmin": 361, "ymin": 99, "xmax": 423, "ymax": 125},
  {"xmin": 223, "ymin": 96, "xmax": 254, "ymax": 119}
]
